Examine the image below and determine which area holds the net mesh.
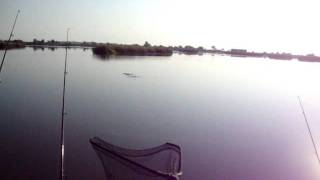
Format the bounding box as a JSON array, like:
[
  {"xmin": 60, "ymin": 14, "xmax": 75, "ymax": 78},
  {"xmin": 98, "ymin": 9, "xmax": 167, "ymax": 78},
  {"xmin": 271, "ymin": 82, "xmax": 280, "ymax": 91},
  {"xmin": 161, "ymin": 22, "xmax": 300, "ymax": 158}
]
[{"xmin": 90, "ymin": 137, "xmax": 182, "ymax": 180}]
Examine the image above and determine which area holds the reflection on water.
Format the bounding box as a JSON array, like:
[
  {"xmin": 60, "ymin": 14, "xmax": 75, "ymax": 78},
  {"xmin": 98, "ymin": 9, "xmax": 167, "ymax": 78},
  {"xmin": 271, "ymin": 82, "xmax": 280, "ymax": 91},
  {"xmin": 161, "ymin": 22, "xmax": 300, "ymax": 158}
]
[
  {"xmin": 92, "ymin": 53, "xmax": 110, "ymax": 60},
  {"xmin": 1, "ymin": 48, "xmax": 320, "ymax": 180}
]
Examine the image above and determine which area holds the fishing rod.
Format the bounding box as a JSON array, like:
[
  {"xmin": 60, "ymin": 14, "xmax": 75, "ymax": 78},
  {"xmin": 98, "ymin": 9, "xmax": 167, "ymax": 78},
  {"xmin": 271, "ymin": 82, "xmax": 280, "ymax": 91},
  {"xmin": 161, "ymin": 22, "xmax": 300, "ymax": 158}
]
[
  {"xmin": 0, "ymin": 10, "xmax": 20, "ymax": 79},
  {"xmin": 297, "ymin": 96, "xmax": 320, "ymax": 165},
  {"xmin": 60, "ymin": 28, "xmax": 70, "ymax": 180}
]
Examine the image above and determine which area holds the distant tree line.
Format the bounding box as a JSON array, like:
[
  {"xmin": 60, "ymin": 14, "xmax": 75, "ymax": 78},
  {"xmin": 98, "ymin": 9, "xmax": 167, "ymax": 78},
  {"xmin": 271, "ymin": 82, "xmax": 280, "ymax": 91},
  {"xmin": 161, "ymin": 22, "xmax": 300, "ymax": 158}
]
[
  {"xmin": 93, "ymin": 41, "xmax": 173, "ymax": 57},
  {"xmin": 0, "ymin": 39, "xmax": 25, "ymax": 50},
  {"xmin": 27, "ymin": 38, "xmax": 99, "ymax": 47},
  {"xmin": 171, "ymin": 45, "xmax": 205, "ymax": 54}
]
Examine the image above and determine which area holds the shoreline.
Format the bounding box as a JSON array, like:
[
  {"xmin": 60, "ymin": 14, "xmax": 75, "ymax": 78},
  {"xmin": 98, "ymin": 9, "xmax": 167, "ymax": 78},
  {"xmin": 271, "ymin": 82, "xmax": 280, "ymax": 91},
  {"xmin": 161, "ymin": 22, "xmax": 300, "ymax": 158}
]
[{"xmin": 1, "ymin": 40, "xmax": 320, "ymax": 62}]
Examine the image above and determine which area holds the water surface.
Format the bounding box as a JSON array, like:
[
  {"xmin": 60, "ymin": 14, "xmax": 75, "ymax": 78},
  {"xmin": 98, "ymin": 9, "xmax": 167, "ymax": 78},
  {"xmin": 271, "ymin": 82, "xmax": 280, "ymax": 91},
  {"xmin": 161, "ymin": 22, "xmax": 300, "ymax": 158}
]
[{"xmin": 1, "ymin": 48, "xmax": 320, "ymax": 180}]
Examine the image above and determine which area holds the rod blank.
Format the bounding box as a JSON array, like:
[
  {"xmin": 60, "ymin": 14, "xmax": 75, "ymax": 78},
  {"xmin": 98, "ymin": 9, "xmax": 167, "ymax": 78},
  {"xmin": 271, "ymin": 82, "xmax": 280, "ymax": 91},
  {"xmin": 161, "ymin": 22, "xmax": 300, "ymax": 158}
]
[
  {"xmin": 60, "ymin": 28, "xmax": 70, "ymax": 180},
  {"xmin": 297, "ymin": 96, "xmax": 320, "ymax": 165},
  {"xmin": 0, "ymin": 10, "xmax": 20, "ymax": 78}
]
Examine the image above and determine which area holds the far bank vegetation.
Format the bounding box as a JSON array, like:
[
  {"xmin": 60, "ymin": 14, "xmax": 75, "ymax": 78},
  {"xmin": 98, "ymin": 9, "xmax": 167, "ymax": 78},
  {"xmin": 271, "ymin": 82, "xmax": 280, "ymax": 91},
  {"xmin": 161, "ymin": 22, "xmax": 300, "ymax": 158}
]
[{"xmin": 93, "ymin": 42, "xmax": 173, "ymax": 57}]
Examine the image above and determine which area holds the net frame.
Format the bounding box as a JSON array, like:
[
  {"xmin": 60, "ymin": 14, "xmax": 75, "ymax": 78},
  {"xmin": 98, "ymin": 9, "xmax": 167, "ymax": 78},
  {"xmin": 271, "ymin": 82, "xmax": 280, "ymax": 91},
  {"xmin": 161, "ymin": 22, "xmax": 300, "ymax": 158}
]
[{"xmin": 90, "ymin": 137, "xmax": 182, "ymax": 180}]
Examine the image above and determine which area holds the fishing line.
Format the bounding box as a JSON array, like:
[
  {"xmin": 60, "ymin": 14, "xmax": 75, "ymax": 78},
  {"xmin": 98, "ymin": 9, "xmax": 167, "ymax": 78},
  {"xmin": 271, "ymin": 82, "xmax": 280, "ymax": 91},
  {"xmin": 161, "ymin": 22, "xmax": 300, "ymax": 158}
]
[{"xmin": 297, "ymin": 96, "xmax": 320, "ymax": 165}]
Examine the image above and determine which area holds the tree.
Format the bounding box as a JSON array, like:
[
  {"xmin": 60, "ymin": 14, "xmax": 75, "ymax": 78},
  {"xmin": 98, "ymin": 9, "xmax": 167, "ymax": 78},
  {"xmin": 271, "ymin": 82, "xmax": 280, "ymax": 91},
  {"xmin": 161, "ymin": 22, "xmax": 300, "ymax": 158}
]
[{"xmin": 143, "ymin": 41, "xmax": 151, "ymax": 47}]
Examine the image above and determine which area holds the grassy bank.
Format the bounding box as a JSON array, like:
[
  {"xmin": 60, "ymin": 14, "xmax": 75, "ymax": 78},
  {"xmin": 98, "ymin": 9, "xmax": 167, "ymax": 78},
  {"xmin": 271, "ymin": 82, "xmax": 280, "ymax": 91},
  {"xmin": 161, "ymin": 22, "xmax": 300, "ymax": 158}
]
[
  {"xmin": 92, "ymin": 43, "xmax": 173, "ymax": 57},
  {"xmin": 0, "ymin": 40, "xmax": 26, "ymax": 50}
]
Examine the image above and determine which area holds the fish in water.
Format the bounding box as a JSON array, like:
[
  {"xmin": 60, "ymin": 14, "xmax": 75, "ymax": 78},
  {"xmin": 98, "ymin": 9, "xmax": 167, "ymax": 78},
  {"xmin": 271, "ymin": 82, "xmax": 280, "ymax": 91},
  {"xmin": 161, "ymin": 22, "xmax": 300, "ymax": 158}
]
[{"xmin": 123, "ymin": 73, "xmax": 139, "ymax": 78}]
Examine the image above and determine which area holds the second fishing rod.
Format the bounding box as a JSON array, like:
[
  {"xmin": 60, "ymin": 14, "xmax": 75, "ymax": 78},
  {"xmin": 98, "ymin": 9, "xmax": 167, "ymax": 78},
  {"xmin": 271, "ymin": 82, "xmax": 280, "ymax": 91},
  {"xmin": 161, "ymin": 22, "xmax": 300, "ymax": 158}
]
[{"xmin": 60, "ymin": 28, "xmax": 70, "ymax": 180}]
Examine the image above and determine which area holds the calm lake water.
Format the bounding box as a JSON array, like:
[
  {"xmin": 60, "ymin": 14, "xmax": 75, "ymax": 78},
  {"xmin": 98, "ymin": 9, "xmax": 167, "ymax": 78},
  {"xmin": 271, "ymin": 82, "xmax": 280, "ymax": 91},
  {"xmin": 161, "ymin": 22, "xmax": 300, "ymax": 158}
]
[{"xmin": 1, "ymin": 48, "xmax": 320, "ymax": 180}]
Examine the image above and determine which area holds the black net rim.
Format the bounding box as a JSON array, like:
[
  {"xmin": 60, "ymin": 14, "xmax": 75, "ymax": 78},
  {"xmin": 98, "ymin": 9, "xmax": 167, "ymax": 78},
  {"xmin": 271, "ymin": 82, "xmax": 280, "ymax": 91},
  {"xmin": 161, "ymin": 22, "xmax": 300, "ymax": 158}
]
[{"xmin": 89, "ymin": 137, "xmax": 182, "ymax": 178}]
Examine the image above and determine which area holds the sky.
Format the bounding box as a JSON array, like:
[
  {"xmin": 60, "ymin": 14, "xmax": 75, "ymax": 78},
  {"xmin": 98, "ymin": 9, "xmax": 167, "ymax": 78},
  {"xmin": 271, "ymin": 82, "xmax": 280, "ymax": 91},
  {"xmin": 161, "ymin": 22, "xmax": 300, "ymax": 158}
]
[{"xmin": 1, "ymin": 0, "xmax": 320, "ymax": 54}]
